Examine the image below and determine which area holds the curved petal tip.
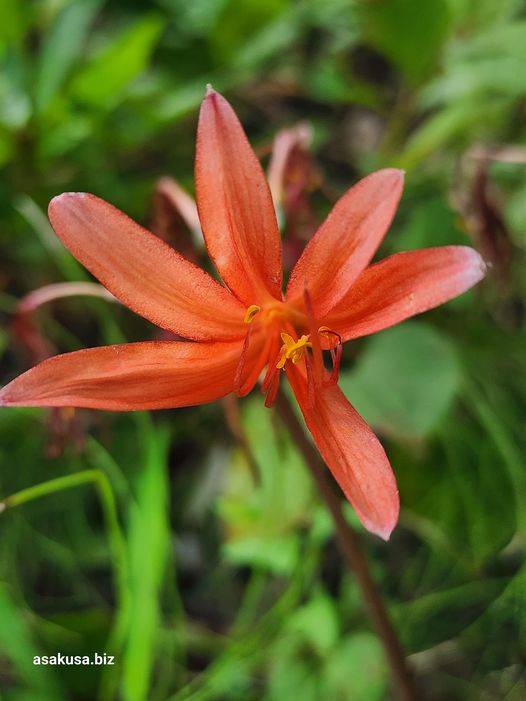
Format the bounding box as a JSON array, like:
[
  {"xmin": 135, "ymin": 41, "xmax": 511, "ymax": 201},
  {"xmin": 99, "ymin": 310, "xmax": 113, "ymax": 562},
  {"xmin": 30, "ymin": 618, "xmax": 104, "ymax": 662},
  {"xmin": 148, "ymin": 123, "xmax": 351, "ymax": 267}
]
[
  {"xmin": 372, "ymin": 168, "xmax": 405, "ymax": 189},
  {"xmin": 48, "ymin": 191, "xmax": 88, "ymax": 217},
  {"xmin": 466, "ymin": 246, "xmax": 488, "ymax": 282},
  {"xmin": 367, "ymin": 497, "xmax": 399, "ymax": 541},
  {"xmin": 286, "ymin": 168, "xmax": 406, "ymax": 316},
  {"xmin": 383, "ymin": 167, "xmax": 405, "ymax": 179},
  {"xmin": 286, "ymin": 370, "xmax": 401, "ymax": 541},
  {"xmin": 452, "ymin": 245, "xmax": 488, "ymax": 290}
]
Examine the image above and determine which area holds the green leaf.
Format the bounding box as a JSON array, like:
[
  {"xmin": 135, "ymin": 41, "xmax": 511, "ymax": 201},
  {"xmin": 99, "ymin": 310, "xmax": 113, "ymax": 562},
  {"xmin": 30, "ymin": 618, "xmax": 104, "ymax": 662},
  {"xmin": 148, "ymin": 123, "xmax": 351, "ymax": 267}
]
[
  {"xmin": 340, "ymin": 322, "xmax": 461, "ymax": 439},
  {"xmin": 121, "ymin": 421, "xmax": 171, "ymax": 701},
  {"xmin": 391, "ymin": 579, "xmax": 506, "ymax": 652},
  {"xmin": 234, "ymin": 6, "xmax": 300, "ymax": 71},
  {"xmin": 325, "ymin": 633, "xmax": 387, "ymax": 701},
  {"xmin": 218, "ymin": 396, "xmax": 325, "ymax": 574},
  {"xmin": 223, "ymin": 534, "xmax": 300, "ymax": 575},
  {"xmin": 218, "ymin": 398, "xmax": 318, "ymax": 573},
  {"xmin": 442, "ymin": 0, "xmax": 521, "ymax": 26},
  {"xmin": 305, "ymin": 59, "xmax": 357, "ymax": 104},
  {"xmin": 14, "ymin": 194, "xmax": 88, "ymax": 281},
  {"xmin": 0, "ymin": 0, "xmax": 25, "ymax": 44},
  {"xmin": 0, "ymin": 48, "xmax": 31, "ymax": 129},
  {"xmin": 449, "ymin": 21, "xmax": 526, "ymax": 64},
  {"xmin": 441, "ymin": 423, "xmax": 516, "ymax": 563},
  {"xmin": 210, "ymin": 0, "xmax": 288, "ymax": 63},
  {"xmin": 161, "ymin": 0, "xmax": 229, "ymax": 36},
  {"xmin": 361, "ymin": 0, "xmax": 452, "ymax": 85},
  {"xmin": 424, "ymin": 58, "xmax": 526, "ymax": 105},
  {"xmin": 35, "ymin": 0, "xmax": 101, "ymax": 113},
  {"xmin": 287, "ymin": 595, "xmax": 339, "ymax": 656},
  {"xmin": 72, "ymin": 15, "xmax": 163, "ymax": 107},
  {"xmin": 0, "ymin": 129, "xmax": 14, "ymax": 166},
  {"xmin": 0, "ymin": 326, "xmax": 7, "ymax": 359},
  {"xmin": 459, "ymin": 382, "xmax": 523, "ymax": 551},
  {"xmin": 391, "ymin": 197, "xmax": 467, "ymax": 252},
  {"xmin": 418, "ymin": 23, "xmax": 526, "ymax": 107},
  {"xmin": 0, "ymin": 583, "xmax": 63, "ymax": 698},
  {"xmin": 505, "ymin": 180, "xmax": 526, "ymax": 238},
  {"xmin": 395, "ymin": 101, "xmax": 484, "ymax": 170},
  {"xmin": 267, "ymin": 637, "xmax": 320, "ymax": 701}
]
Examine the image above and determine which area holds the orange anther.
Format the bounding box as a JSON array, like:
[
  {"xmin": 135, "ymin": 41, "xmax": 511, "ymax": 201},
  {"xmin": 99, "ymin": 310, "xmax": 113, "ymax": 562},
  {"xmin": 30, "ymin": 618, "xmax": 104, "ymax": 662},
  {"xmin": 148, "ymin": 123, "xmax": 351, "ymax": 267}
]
[
  {"xmin": 276, "ymin": 333, "xmax": 312, "ymax": 369},
  {"xmin": 243, "ymin": 304, "xmax": 261, "ymax": 324}
]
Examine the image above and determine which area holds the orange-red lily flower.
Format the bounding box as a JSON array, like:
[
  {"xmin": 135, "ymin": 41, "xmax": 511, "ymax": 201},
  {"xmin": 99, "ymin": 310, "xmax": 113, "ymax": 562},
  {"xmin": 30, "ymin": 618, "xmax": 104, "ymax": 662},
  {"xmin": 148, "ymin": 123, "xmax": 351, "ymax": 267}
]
[{"xmin": 0, "ymin": 89, "xmax": 486, "ymax": 539}]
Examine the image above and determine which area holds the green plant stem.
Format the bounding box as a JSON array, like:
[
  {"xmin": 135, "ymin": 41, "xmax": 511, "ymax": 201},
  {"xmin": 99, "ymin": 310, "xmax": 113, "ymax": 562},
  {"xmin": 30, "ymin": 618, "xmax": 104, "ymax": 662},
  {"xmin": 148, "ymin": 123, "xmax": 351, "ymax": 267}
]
[
  {"xmin": 1, "ymin": 469, "xmax": 94, "ymax": 508},
  {"xmin": 275, "ymin": 390, "xmax": 420, "ymax": 701},
  {"xmin": 0, "ymin": 468, "xmax": 129, "ymax": 695},
  {"xmin": 1, "ymin": 470, "xmax": 126, "ymax": 591}
]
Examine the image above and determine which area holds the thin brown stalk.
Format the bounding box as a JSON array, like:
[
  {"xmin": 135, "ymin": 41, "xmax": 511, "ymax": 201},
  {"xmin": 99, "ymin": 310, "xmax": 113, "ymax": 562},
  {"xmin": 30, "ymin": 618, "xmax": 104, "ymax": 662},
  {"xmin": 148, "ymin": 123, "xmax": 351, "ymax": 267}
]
[
  {"xmin": 275, "ymin": 390, "xmax": 420, "ymax": 701},
  {"xmin": 222, "ymin": 394, "xmax": 261, "ymax": 485}
]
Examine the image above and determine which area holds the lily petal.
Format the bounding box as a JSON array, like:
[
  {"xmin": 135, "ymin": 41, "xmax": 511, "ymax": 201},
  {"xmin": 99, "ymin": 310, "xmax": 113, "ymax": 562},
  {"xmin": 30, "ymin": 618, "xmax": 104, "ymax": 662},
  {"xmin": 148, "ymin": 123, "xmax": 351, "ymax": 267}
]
[
  {"xmin": 286, "ymin": 169, "xmax": 404, "ymax": 318},
  {"xmin": 287, "ymin": 367, "xmax": 399, "ymax": 540},
  {"xmin": 0, "ymin": 340, "xmax": 247, "ymax": 410},
  {"xmin": 48, "ymin": 193, "xmax": 245, "ymax": 341},
  {"xmin": 326, "ymin": 246, "xmax": 486, "ymax": 341},
  {"xmin": 195, "ymin": 88, "xmax": 282, "ymax": 304}
]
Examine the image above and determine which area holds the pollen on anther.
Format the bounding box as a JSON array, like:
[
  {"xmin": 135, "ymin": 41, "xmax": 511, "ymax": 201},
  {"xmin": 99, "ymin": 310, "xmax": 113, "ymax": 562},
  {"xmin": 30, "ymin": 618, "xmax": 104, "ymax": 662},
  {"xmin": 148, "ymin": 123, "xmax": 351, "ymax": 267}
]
[
  {"xmin": 243, "ymin": 304, "xmax": 261, "ymax": 324},
  {"xmin": 276, "ymin": 333, "xmax": 312, "ymax": 369}
]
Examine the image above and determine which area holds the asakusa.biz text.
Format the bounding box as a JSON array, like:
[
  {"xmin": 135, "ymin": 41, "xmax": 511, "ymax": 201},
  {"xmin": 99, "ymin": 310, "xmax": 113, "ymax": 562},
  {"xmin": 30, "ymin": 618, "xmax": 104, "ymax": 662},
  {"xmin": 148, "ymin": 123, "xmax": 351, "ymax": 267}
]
[{"xmin": 33, "ymin": 653, "xmax": 115, "ymax": 666}]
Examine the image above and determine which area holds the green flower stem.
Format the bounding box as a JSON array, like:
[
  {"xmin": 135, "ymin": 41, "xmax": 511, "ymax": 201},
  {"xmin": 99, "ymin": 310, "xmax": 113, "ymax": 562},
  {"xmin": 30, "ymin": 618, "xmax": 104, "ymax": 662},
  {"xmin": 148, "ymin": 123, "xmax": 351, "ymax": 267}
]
[
  {"xmin": 275, "ymin": 389, "xmax": 420, "ymax": 701},
  {"xmin": 0, "ymin": 469, "xmax": 129, "ymax": 661},
  {"xmin": 3, "ymin": 468, "xmax": 96, "ymax": 507},
  {"xmin": 1, "ymin": 470, "xmax": 125, "ymax": 570}
]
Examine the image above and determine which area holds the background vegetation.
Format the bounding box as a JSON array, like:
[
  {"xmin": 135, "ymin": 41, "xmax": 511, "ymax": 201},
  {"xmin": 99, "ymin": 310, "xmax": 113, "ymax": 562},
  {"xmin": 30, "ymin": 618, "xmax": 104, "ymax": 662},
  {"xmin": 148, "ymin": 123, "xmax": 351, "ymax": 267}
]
[{"xmin": 1, "ymin": 0, "xmax": 525, "ymax": 699}]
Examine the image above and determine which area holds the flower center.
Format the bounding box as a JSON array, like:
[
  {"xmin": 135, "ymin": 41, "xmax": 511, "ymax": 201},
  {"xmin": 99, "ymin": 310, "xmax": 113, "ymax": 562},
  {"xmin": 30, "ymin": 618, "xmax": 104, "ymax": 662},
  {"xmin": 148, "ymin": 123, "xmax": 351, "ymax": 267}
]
[
  {"xmin": 276, "ymin": 333, "xmax": 312, "ymax": 369},
  {"xmin": 238, "ymin": 301, "xmax": 343, "ymax": 407},
  {"xmin": 243, "ymin": 301, "xmax": 305, "ymax": 328}
]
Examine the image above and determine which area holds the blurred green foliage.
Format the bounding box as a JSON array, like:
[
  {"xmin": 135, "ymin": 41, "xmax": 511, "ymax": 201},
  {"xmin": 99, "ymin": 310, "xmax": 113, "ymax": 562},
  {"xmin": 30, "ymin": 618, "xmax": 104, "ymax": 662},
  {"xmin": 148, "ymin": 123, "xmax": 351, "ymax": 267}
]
[{"xmin": 1, "ymin": 0, "xmax": 526, "ymax": 699}]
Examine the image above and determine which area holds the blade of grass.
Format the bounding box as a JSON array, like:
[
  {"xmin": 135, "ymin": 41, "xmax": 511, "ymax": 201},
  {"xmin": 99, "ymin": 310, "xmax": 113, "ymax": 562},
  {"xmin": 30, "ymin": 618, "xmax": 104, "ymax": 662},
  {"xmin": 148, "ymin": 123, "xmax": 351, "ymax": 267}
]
[
  {"xmin": 166, "ymin": 574, "xmax": 303, "ymax": 701},
  {"xmin": 0, "ymin": 583, "xmax": 64, "ymax": 698},
  {"xmin": 0, "ymin": 468, "xmax": 129, "ymax": 671},
  {"xmin": 464, "ymin": 378, "xmax": 526, "ymax": 530},
  {"xmin": 120, "ymin": 418, "xmax": 171, "ymax": 701}
]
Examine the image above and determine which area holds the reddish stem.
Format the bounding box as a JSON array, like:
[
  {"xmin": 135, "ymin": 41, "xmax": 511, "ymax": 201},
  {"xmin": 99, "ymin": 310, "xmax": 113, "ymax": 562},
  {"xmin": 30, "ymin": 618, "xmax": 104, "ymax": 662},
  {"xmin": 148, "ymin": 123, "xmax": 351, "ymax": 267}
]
[{"xmin": 275, "ymin": 390, "xmax": 420, "ymax": 701}]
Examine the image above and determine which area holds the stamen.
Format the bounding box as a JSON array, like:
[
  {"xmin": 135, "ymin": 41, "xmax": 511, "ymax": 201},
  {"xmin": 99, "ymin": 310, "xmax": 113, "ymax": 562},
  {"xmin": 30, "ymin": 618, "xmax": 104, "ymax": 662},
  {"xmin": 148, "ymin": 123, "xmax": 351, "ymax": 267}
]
[
  {"xmin": 263, "ymin": 369, "xmax": 280, "ymax": 407},
  {"xmin": 243, "ymin": 304, "xmax": 261, "ymax": 324},
  {"xmin": 262, "ymin": 357, "xmax": 278, "ymax": 393},
  {"xmin": 234, "ymin": 324, "xmax": 255, "ymax": 393},
  {"xmin": 326, "ymin": 343, "xmax": 342, "ymax": 386},
  {"xmin": 304, "ymin": 353, "xmax": 317, "ymax": 409},
  {"xmin": 303, "ymin": 288, "xmax": 324, "ymax": 386},
  {"xmin": 276, "ymin": 333, "xmax": 312, "ymax": 369},
  {"xmin": 238, "ymin": 333, "xmax": 272, "ymax": 396},
  {"xmin": 260, "ymin": 335, "xmax": 282, "ymax": 407},
  {"xmin": 318, "ymin": 326, "xmax": 343, "ymax": 386}
]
